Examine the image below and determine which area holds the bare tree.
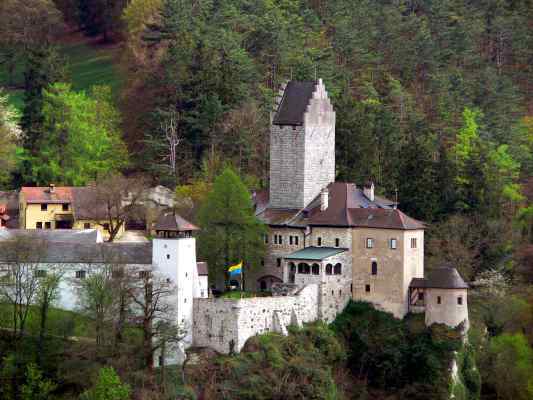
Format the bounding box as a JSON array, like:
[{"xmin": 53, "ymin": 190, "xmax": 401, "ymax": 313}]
[
  {"xmin": 161, "ymin": 109, "xmax": 183, "ymax": 180},
  {"xmin": 127, "ymin": 269, "xmax": 186, "ymax": 372},
  {"xmin": 75, "ymin": 174, "xmax": 148, "ymax": 242},
  {"xmin": 0, "ymin": 236, "xmax": 47, "ymax": 339},
  {"xmin": 76, "ymin": 265, "xmax": 115, "ymax": 348},
  {"xmin": 36, "ymin": 268, "xmax": 63, "ymax": 365}
]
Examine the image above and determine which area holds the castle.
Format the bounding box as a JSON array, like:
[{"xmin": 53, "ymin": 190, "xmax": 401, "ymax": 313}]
[
  {"xmin": 0, "ymin": 79, "xmax": 469, "ymax": 363},
  {"xmin": 192, "ymin": 79, "xmax": 469, "ymax": 354}
]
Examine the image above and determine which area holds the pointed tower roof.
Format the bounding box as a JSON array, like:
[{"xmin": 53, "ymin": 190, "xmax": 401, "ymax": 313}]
[
  {"xmin": 272, "ymin": 81, "xmax": 316, "ymax": 125},
  {"xmin": 154, "ymin": 212, "xmax": 199, "ymax": 232}
]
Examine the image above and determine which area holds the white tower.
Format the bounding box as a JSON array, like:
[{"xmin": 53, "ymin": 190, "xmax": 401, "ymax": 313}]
[{"xmin": 152, "ymin": 212, "xmax": 200, "ymax": 365}]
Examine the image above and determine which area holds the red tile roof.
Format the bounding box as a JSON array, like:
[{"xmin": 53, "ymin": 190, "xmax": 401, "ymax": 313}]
[
  {"xmin": 256, "ymin": 182, "xmax": 425, "ymax": 230},
  {"xmin": 21, "ymin": 187, "xmax": 73, "ymax": 204}
]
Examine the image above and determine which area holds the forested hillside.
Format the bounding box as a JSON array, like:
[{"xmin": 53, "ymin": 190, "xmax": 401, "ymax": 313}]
[{"xmin": 0, "ymin": 0, "xmax": 532, "ymax": 399}]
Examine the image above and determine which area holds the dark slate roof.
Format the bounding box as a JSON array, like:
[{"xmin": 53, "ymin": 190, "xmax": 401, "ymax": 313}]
[
  {"xmin": 154, "ymin": 212, "xmax": 199, "ymax": 231},
  {"xmin": 285, "ymin": 246, "xmax": 347, "ymax": 260},
  {"xmin": 409, "ymin": 267, "xmax": 469, "ymax": 289},
  {"xmin": 0, "ymin": 241, "xmax": 152, "ymax": 264},
  {"xmin": 272, "ymin": 81, "xmax": 316, "ymax": 125},
  {"xmin": 197, "ymin": 261, "xmax": 208, "ymax": 276},
  {"xmin": 0, "ymin": 229, "xmax": 100, "ymax": 244},
  {"xmin": 255, "ymin": 182, "xmax": 423, "ymax": 230}
]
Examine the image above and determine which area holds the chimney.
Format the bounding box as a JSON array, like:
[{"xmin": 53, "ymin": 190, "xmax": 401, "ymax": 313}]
[
  {"xmin": 364, "ymin": 182, "xmax": 374, "ymax": 202},
  {"xmin": 320, "ymin": 188, "xmax": 329, "ymax": 211},
  {"xmin": 49, "ymin": 183, "xmax": 55, "ymax": 193}
]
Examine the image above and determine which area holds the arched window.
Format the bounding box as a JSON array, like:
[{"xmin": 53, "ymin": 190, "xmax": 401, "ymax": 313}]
[
  {"xmin": 298, "ymin": 263, "xmax": 305, "ymax": 274},
  {"xmin": 312, "ymin": 263, "xmax": 320, "ymax": 275},
  {"xmin": 371, "ymin": 261, "xmax": 378, "ymax": 275},
  {"xmin": 260, "ymin": 280, "xmax": 267, "ymax": 291},
  {"xmin": 289, "ymin": 262, "xmax": 296, "ymax": 273},
  {"xmin": 304, "ymin": 264, "xmax": 311, "ymax": 274},
  {"xmin": 334, "ymin": 263, "xmax": 342, "ymax": 275},
  {"xmin": 326, "ymin": 264, "xmax": 333, "ymax": 275}
]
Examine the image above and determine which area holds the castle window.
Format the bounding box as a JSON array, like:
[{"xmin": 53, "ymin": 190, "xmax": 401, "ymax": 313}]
[
  {"xmin": 166, "ymin": 254, "xmax": 170, "ymax": 260},
  {"xmin": 139, "ymin": 270, "xmax": 150, "ymax": 280},
  {"xmin": 335, "ymin": 238, "xmax": 340, "ymax": 247},
  {"xmin": 298, "ymin": 263, "xmax": 310, "ymax": 274},
  {"xmin": 304, "ymin": 264, "xmax": 310, "ymax": 274},
  {"xmin": 371, "ymin": 261, "xmax": 377, "ymax": 275},
  {"xmin": 334, "ymin": 263, "xmax": 342, "ymax": 275},
  {"xmin": 289, "ymin": 236, "xmax": 293, "ymax": 245},
  {"xmin": 35, "ymin": 270, "xmax": 47, "ymax": 278},
  {"xmin": 312, "ymin": 264, "xmax": 320, "ymax": 275},
  {"xmin": 62, "ymin": 203, "xmax": 69, "ymax": 211},
  {"xmin": 41, "ymin": 204, "xmax": 48, "ymax": 211},
  {"xmin": 390, "ymin": 238, "xmax": 397, "ymax": 249},
  {"xmin": 295, "ymin": 236, "xmax": 299, "ymax": 245},
  {"xmin": 410, "ymin": 238, "xmax": 417, "ymax": 249},
  {"xmin": 339, "ymin": 289, "xmax": 342, "ymax": 296},
  {"xmin": 289, "ymin": 262, "xmax": 296, "ymax": 273},
  {"xmin": 418, "ymin": 292, "xmax": 424, "ymax": 301},
  {"xmin": 44, "ymin": 222, "xmax": 51, "ymax": 229},
  {"xmin": 326, "ymin": 264, "xmax": 333, "ymax": 275},
  {"xmin": 277, "ymin": 258, "xmax": 281, "ymax": 268},
  {"xmin": 76, "ymin": 270, "xmax": 86, "ymax": 279},
  {"xmin": 457, "ymin": 297, "xmax": 463, "ymax": 305},
  {"xmin": 317, "ymin": 237, "xmax": 322, "ymax": 246},
  {"xmin": 437, "ymin": 296, "xmax": 442, "ymax": 304},
  {"xmin": 366, "ymin": 238, "xmax": 374, "ymax": 249},
  {"xmin": 84, "ymin": 222, "xmax": 91, "ymax": 229},
  {"xmin": 274, "ymin": 235, "xmax": 278, "ymax": 244},
  {"xmin": 36, "ymin": 222, "xmax": 42, "ymax": 229},
  {"xmin": 365, "ymin": 284, "xmax": 371, "ymax": 293},
  {"xmin": 278, "ymin": 235, "xmax": 283, "ymax": 245}
]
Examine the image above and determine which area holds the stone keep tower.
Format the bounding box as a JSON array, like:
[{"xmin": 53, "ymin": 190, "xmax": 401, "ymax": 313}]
[{"xmin": 269, "ymin": 79, "xmax": 335, "ymax": 209}]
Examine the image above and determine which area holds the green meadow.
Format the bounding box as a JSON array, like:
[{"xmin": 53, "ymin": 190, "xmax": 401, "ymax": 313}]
[{"xmin": 0, "ymin": 40, "xmax": 123, "ymax": 111}]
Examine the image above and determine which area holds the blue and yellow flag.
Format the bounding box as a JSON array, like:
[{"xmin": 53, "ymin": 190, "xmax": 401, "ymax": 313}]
[{"xmin": 228, "ymin": 261, "xmax": 243, "ymax": 277}]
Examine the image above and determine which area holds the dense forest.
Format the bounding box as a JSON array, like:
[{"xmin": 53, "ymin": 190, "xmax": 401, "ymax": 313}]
[{"xmin": 0, "ymin": 0, "xmax": 532, "ymax": 399}]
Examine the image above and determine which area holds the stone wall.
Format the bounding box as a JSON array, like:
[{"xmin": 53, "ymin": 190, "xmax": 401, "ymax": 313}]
[
  {"xmin": 269, "ymin": 124, "xmax": 306, "ymax": 209},
  {"xmin": 192, "ymin": 284, "xmax": 319, "ymax": 354},
  {"xmin": 251, "ymin": 227, "xmax": 306, "ymax": 289},
  {"xmin": 351, "ymin": 227, "xmax": 408, "ymax": 318}
]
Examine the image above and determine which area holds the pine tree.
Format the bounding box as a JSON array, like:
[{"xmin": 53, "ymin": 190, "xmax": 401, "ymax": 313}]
[{"xmin": 198, "ymin": 167, "xmax": 266, "ymax": 289}]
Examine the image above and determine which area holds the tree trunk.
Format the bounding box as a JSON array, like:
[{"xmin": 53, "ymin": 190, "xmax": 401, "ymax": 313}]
[
  {"xmin": 144, "ymin": 317, "xmax": 154, "ymax": 372},
  {"xmin": 37, "ymin": 297, "xmax": 49, "ymax": 366}
]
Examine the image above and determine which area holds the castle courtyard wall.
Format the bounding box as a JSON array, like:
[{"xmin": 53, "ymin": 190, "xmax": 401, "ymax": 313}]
[{"xmin": 192, "ymin": 284, "xmax": 319, "ymax": 354}]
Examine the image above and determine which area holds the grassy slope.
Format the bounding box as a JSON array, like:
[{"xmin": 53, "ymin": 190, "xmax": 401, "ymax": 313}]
[{"xmin": 0, "ymin": 35, "xmax": 123, "ymax": 111}]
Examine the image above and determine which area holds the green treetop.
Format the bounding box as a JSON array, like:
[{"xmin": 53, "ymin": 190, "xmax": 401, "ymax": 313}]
[{"xmin": 198, "ymin": 166, "xmax": 266, "ymax": 288}]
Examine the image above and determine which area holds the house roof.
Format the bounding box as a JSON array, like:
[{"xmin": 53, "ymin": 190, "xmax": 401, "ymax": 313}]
[
  {"xmin": 409, "ymin": 267, "xmax": 469, "ymax": 289},
  {"xmin": 0, "ymin": 229, "xmax": 101, "ymax": 244},
  {"xmin": 0, "ymin": 241, "xmax": 153, "ymax": 265},
  {"xmin": 256, "ymin": 182, "xmax": 424, "ymax": 230},
  {"xmin": 285, "ymin": 246, "xmax": 347, "ymax": 261},
  {"xmin": 154, "ymin": 212, "xmax": 199, "ymax": 232},
  {"xmin": 272, "ymin": 81, "xmax": 317, "ymax": 126},
  {"xmin": 21, "ymin": 187, "xmax": 72, "ymax": 204},
  {"xmin": 197, "ymin": 261, "xmax": 208, "ymax": 276}
]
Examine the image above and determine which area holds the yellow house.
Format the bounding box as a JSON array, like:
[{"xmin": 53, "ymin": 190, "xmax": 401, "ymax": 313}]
[{"xmin": 19, "ymin": 184, "xmax": 124, "ymax": 240}]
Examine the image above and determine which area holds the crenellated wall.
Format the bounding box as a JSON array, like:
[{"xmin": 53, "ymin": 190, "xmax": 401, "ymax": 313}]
[{"xmin": 192, "ymin": 284, "xmax": 319, "ymax": 354}]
